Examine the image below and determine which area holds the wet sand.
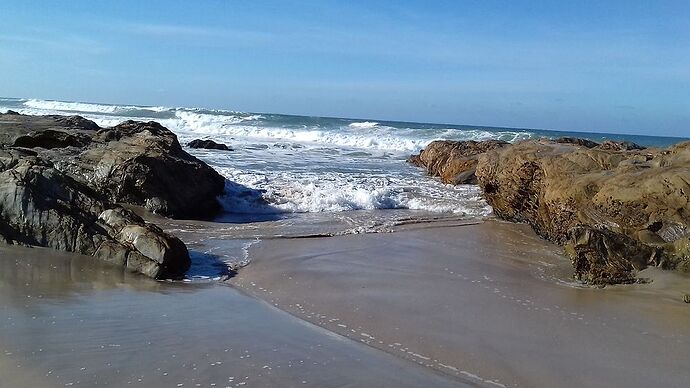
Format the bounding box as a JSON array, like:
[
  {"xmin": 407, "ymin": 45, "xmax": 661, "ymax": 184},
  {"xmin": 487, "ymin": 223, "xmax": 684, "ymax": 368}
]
[
  {"xmin": 3, "ymin": 220, "xmax": 690, "ymax": 387},
  {"xmin": 0, "ymin": 245, "xmax": 465, "ymax": 387},
  {"xmin": 232, "ymin": 220, "xmax": 690, "ymax": 387}
]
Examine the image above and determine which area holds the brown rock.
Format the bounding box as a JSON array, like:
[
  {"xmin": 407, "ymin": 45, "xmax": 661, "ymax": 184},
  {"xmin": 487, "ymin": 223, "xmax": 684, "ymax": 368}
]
[
  {"xmin": 475, "ymin": 140, "xmax": 690, "ymax": 284},
  {"xmin": 596, "ymin": 140, "xmax": 646, "ymax": 151},
  {"xmin": 411, "ymin": 135, "xmax": 690, "ymax": 285},
  {"xmin": 408, "ymin": 140, "xmax": 508, "ymax": 184}
]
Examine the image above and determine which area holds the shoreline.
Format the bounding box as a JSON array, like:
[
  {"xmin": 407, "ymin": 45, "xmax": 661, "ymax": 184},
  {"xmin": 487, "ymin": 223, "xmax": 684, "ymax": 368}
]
[
  {"xmin": 0, "ymin": 243, "xmax": 466, "ymax": 388},
  {"xmin": 230, "ymin": 220, "xmax": 690, "ymax": 387}
]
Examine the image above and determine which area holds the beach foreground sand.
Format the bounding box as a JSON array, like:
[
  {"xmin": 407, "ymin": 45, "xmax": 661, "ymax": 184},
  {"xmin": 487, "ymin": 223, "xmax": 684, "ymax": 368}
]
[
  {"xmin": 232, "ymin": 221, "xmax": 690, "ymax": 387},
  {"xmin": 2, "ymin": 220, "xmax": 689, "ymax": 387},
  {"xmin": 0, "ymin": 245, "xmax": 464, "ymax": 387}
]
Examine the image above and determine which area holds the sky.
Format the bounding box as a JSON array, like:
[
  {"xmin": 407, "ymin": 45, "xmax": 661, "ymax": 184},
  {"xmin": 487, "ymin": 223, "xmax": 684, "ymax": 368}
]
[{"xmin": 0, "ymin": 0, "xmax": 688, "ymax": 136}]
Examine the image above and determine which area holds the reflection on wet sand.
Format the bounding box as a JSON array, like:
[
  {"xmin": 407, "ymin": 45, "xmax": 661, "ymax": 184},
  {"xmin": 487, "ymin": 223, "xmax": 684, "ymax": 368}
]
[
  {"xmin": 233, "ymin": 220, "xmax": 690, "ymax": 387},
  {"xmin": 0, "ymin": 245, "xmax": 465, "ymax": 388}
]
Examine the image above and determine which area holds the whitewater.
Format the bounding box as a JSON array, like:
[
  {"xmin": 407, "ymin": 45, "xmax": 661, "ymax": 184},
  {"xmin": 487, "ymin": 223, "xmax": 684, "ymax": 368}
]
[{"xmin": 2, "ymin": 97, "xmax": 680, "ymax": 226}]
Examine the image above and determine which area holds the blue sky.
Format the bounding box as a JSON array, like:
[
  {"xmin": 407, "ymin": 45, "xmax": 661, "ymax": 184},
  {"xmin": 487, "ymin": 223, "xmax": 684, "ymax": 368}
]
[{"xmin": 0, "ymin": 1, "xmax": 688, "ymax": 136}]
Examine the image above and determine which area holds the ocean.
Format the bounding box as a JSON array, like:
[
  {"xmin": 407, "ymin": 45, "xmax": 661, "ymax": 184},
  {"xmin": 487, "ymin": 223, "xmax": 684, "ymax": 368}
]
[{"xmin": 1, "ymin": 97, "xmax": 687, "ymax": 278}]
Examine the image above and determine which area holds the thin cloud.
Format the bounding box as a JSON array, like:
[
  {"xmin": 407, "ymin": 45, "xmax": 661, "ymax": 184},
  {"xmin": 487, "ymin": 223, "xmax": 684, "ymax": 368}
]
[
  {"xmin": 0, "ymin": 33, "xmax": 107, "ymax": 55},
  {"xmin": 122, "ymin": 22, "xmax": 275, "ymax": 46}
]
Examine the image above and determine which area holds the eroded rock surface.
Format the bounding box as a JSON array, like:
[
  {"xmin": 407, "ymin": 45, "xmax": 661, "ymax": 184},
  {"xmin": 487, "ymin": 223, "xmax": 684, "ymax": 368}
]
[
  {"xmin": 408, "ymin": 140, "xmax": 509, "ymax": 184},
  {"xmin": 411, "ymin": 136, "xmax": 690, "ymax": 284},
  {"xmin": 0, "ymin": 113, "xmax": 227, "ymax": 278}
]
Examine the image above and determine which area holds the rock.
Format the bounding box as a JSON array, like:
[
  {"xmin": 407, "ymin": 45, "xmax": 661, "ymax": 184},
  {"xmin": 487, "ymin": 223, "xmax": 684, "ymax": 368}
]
[
  {"xmin": 3, "ymin": 110, "xmax": 21, "ymax": 115},
  {"xmin": 413, "ymin": 135, "xmax": 690, "ymax": 285},
  {"xmin": 0, "ymin": 114, "xmax": 230, "ymax": 277},
  {"xmin": 13, "ymin": 129, "xmax": 92, "ymax": 149},
  {"xmin": 565, "ymin": 227, "xmax": 660, "ymax": 284},
  {"xmin": 0, "ymin": 149, "xmax": 190, "ymax": 278},
  {"xmin": 188, "ymin": 139, "xmax": 232, "ymax": 151},
  {"xmin": 52, "ymin": 115, "xmax": 100, "ymax": 131},
  {"xmin": 596, "ymin": 140, "xmax": 646, "ymax": 151},
  {"xmin": 556, "ymin": 137, "xmax": 599, "ymax": 148},
  {"xmin": 408, "ymin": 140, "xmax": 509, "ymax": 184},
  {"xmin": 475, "ymin": 140, "xmax": 690, "ymax": 284},
  {"xmin": 41, "ymin": 119, "xmax": 225, "ymax": 219}
]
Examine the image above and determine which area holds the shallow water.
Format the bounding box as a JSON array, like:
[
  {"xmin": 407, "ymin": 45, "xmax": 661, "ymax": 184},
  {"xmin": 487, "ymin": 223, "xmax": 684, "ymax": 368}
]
[
  {"xmin": 231, "ymin": 221, "xmax": 690, "ymax": 387},
  {"xmin": 0, "ymin": 245, "xmax": 466, "ymax": 388}
]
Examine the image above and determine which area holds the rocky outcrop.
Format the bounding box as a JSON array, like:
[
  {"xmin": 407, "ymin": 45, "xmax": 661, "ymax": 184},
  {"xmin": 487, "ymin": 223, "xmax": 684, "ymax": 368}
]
[
  {"xmin": 408, "ymin": 140, "xmax": 508, "ymax": 184},
  {"xmin": 188, "ymin": 139, "xmax": 232, "ymax": 151},
  {"xmin": 411, "ymin": 136, "xmax": 690, "ymax": 285},
  {"xmin": 0, "ymin": 113, "xmax": 227, "ymax": 278},
  {"xmin": 6, "ymin": 117, "xmax": 226, "ymax": 219},
  {"xmin": 596, "ymin": 140, "xmax": 645, "ymax": 151},
  {"xmin": 556, "ymin": 137, "xmax": 599, "ymax": 148},
  {"xmin": 0, "ymin": 148, "xmax": 190, "ymax": 277}
]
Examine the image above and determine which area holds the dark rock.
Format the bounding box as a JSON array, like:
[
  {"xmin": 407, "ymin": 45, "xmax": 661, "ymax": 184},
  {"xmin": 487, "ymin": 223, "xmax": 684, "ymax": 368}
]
[
  {"xmin": 3, "ymin": 110, "xmax": 20, "ymax": 115},
  {"xmin": 565, "ymin": 227, "xmax": 660, "ymax": 284},
  {"xmin": 0, "ymin": 114, "xmax": 230, "ymax": 277},
  {"xmin": 188, "ymin": 139, "xmax": 232, "ymax": 151},
  {"xmin": 596, "ymin": 140, "xmax": 646, "ymax": 151},
  {"xmin": 408, "ymin": 140, "xmax": 509, "ymax": 184},
  {"xmin": 53, "ymin": 115, "xmax": 100, "ymax": 131},
  {"xmin": 54, "ymin": 120, "xmax": 226, "ymax": 219},
  {"xmin": 0, "ymin": 149, "xmax": 190, "ymax": 278},
  {"xmin": 556, "ymin": 137, "xmax": 599, "ymax": 148},
  {"xmin": 13, "ymin": 129, "xmax": 92, "ymax": 149}
]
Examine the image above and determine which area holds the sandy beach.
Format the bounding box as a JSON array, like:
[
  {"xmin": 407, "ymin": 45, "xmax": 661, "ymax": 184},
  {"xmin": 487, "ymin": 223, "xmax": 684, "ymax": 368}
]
[
  {"xmin": 231, "ymin": 221, "xmax": 690, "ymax": 387},
  {"xmin": 0, "ymin": 245, "xmax": 465, "ymax": 388},
  {"xmin": 2, "ymin": 218, "xmax": 690, "ymax": 387}
]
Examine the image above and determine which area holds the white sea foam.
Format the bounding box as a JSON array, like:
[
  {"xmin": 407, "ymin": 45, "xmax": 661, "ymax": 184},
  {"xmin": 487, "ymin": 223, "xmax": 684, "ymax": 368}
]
[
  {"xmin": 215, "ymin": 167, "xmax": 491, "ymax": 216},
  {"xmin": 0, "ymin": 97, "xmax": 527, "ymax": 218},
  {"xmin": 348, "ymin": 121, "xmax": 379, "ymax": 129},
  {"xmin": 173, "ymin": 123, "xmax": 435, "ymax": 153},
  {"xmin": 23, "ymin": 99, "xmax": 170, "ymax": 114}
]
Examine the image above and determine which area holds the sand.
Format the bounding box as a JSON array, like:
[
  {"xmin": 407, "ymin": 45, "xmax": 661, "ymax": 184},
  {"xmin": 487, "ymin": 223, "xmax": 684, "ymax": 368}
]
[
  {"xmin": 0, "ymin": 245, "xmax": 465, "ymax": 387},
  {"xmin": 2, "ymin": 219, "xmax": 690, "ymax": 387},
  {"xmin": 231, "ymin": 220, "xmax": 690, "ymax": 387}
]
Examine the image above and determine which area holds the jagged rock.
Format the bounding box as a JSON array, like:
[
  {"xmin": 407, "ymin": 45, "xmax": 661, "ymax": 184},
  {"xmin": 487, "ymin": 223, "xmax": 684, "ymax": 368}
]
[
  {"xmin": 408, "ymin": 140, "xmax": 508, "ymax": 184},
  {"xmin": 413, "ymin": 135, "xmax": 690, "ymax": 285},
  {"xmin": 3, "ymin": 110, "xmax": 20, "ymax": 115},
  {"xmin": 0, "ymin": 114, "xmax": 229, "ymax": 277},
  {"xmin": 52, "ymin": 115, "xmax": 101, "ymax": 131},
  {"xmin": 0, "ymin": 149, "xmax": 190, "ymax": 278},
  {"xmin": 565, "ymin": 227, "xmax": 660, "ymax": 284},
  {"xmin": 596, "ymin": 140, "xmax": 646, "ymax": 151},
  {"xmin": 188, "ymin": 139, "xmax": 232, "ymax": 151},
  {"xmin": 556, "ymin": 137, "xmax": 599, "ymax": 148},
  {"xmin": 5, "ymin": 118, "xmax": 226, "ymax": 219},
  {"xmin": 475, "ymin": 140, "xmax": 690, "ymax": 284},
  {"xmin": 13, "ymin": 129, "xmax": 92, "ymax": 149}
]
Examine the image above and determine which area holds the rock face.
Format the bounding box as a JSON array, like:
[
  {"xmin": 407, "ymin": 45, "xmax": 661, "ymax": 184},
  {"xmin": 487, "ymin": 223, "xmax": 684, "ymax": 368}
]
[
  {"xmin": 408, "ymin": 140, "xmax": 509, "ymax": 184},
  {"xmin": 8, "ymin": 118, "xmax": 226, "ymax": 219},
  {"xmin": 0, "ymin": 113, "xmax": 227, "ymax": 278},
  {"xmin": 188, "ymin": 139, "xmax": 232, "ymax": 151},
  {"xmin": 0, "ymin": 148, "xmax": 190, "ymax": 278},
  {"xmin": 411, "ymin": 136, "xmax": 690, "ymax": 285}
]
